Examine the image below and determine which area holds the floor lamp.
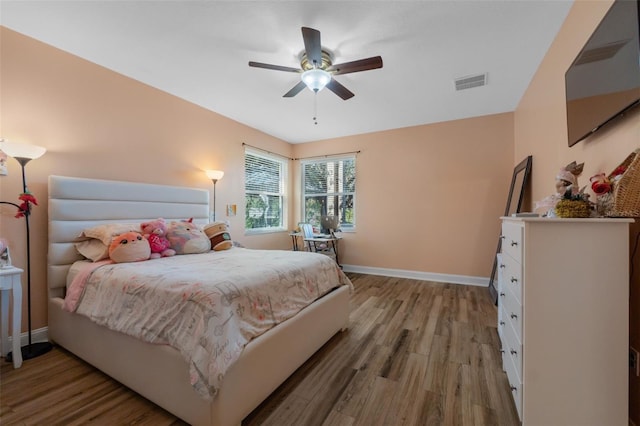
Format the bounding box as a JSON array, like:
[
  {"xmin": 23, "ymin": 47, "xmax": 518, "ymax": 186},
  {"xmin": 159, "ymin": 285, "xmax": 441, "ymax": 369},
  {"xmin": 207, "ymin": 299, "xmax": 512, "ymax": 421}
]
[
  {"xmin": 0, "ymin": 140, "xmax": 53, "ymax": 361},
  {"xmin": 206, "ymin": 170, "xmax": 224, "ymax": 221}
]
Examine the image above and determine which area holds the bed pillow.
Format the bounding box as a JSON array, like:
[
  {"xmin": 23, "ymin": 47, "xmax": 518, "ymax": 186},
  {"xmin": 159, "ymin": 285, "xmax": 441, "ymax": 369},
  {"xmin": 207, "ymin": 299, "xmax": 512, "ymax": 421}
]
[
  {"xmin": 75, "ymin": 223, "xmax": 142, "ymax": 261},
  {"xmin": 75, "ymin": 239, "xmax": 110, "ymax": 262}
]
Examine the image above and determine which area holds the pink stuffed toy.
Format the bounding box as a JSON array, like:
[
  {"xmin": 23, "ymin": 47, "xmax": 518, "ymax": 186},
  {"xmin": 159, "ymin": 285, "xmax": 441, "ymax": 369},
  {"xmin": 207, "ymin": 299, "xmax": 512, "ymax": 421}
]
[{"xmin": 140, "ymin": 218, "xmax": 176, "ymax": 259}]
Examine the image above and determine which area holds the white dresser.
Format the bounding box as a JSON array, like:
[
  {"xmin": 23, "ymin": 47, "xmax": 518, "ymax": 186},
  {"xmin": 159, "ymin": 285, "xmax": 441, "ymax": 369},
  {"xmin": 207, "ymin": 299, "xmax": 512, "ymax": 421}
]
[{"xmin": 497, "ymin": 217, "xmax": 632, "ymax": 425}]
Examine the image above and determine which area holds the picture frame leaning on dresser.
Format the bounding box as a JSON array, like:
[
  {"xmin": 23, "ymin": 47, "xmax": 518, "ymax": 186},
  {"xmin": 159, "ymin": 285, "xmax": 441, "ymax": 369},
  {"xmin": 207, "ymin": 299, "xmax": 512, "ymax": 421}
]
[{"xmin": 488, "ymin": 155, "xmax": 532, "ymax": 304}]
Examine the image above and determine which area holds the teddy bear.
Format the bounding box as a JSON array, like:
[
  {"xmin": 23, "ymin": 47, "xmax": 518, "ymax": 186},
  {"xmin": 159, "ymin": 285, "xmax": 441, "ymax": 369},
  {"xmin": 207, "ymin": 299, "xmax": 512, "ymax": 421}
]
[
  {"xmin": 140, "ymin": 218, "xmax": 176, "ymax": 259},
  {"xmin": 108, "ymin": 231, "xmax": 151, "ymax": 263},
  {"xmin": 166, "ymin": 218, "xmax": 211, "ymax": 255}
]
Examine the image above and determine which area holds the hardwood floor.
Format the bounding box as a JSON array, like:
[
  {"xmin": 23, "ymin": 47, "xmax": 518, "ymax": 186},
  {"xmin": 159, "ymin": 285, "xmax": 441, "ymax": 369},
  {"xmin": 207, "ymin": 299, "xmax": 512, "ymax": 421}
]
[{"xmin": 0, "ymin": 273, "xmax": 519, "ymax": 425}]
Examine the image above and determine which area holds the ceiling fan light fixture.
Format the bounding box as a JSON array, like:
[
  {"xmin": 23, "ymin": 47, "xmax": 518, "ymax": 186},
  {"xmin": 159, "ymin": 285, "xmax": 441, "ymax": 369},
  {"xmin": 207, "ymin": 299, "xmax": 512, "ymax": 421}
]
[{"xmin": 301, "ymin": 69, "xmax": 331, "ymax": 92}]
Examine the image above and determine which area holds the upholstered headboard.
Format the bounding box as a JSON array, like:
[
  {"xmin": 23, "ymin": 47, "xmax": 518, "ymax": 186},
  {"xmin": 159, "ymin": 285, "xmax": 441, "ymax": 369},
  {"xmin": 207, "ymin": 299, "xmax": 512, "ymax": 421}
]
[{"xmin": 48, "ymin": 175, "xmax": 209, "ymax": 298}]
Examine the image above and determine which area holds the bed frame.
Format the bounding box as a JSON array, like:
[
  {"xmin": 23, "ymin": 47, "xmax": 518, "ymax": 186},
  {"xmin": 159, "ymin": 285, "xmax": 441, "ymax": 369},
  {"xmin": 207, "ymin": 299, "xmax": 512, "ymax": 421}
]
[{"xmin": 47, "ymin": 175, "xmax": 351, "ymax": 426}]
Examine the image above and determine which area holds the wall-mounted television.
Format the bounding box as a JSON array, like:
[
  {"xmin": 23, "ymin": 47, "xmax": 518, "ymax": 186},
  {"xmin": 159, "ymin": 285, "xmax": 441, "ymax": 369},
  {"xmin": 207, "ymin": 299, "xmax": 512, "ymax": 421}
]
[{"xmin": 565, "ymin": 0, "xmax": 640, "ymax": 147}]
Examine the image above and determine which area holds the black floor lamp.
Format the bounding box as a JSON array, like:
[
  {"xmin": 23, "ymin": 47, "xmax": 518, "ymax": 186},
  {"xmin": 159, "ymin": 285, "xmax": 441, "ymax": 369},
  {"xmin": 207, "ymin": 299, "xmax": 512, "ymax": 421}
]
[
  {"xmin": 205, "ymin": 170, "xmax": 224, "ymax": 221},
  {"xmin": 0, "ymin": 139, "xmax": 53, "ymax": 361}
]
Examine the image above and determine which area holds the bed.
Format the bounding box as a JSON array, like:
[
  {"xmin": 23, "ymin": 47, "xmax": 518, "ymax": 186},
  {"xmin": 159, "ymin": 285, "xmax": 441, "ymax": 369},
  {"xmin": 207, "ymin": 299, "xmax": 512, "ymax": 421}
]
[{"xmin": 47, "ymin": 175, "xmax": 352, "ymax": 426}]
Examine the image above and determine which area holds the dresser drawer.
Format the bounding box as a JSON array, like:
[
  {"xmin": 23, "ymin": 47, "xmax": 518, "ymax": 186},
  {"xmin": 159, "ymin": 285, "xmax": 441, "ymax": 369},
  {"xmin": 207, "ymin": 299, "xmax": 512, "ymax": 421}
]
[
  {"xmin": 496, "ymin": 254, "xmax": 504, "ymax": 291},
  {"xmin": 501, "ymin": 254, "xmax": 522, "ymax": 305},
  {"xmin": 503, "ymin": 343, "xmax": 523, "ymax": 420},
  {"xmin": 501, "ymin": 284, "xmax": 522, "ymax": 341},
  {"xmin": 502, "ymin": 221, "xmax": 523, "ymax": 264},
  {"xmin": 503, "ymin": 311, "xmax": 523, "ymax": 380},
  {"xmin": 498, "ymin": 305, "xmax": 507, "ymax": 342},
  {"xmin": 496, "ymin": 253, "xmax": 505, "ymax": 329}
]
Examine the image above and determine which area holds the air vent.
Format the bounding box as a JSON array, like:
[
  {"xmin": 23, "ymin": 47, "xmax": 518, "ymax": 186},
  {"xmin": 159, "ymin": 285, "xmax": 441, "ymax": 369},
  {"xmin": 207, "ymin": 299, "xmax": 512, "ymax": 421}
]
[
  {"xmin": 454, "ymin": 73, "xmax": 487, "ymax": 91},
  {"xmin": 574, "ymin": 39, "xmax": 630, "ymax": 65}
]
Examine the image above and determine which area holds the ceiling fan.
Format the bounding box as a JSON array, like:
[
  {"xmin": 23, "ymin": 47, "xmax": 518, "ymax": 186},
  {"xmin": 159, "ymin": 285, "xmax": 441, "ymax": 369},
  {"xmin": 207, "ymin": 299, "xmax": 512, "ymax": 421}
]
[{"xmin": 249, "ymin": 27, "xmax": 383, "ymax": 100}]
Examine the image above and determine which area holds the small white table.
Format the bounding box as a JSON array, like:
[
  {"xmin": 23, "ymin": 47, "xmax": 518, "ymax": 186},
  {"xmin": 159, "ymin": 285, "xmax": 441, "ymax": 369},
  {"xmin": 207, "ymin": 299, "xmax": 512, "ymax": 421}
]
[
  {"xmin": 0, "ymin": 266, "xmax": 23, "ymax": 368},
  {"xmin": 289, "ymin": 232, "xmax": 343, "ymax": 266}
]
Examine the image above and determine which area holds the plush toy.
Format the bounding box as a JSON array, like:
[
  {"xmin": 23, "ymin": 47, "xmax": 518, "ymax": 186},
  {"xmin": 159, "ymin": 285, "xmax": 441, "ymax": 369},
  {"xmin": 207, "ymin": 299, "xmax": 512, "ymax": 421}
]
[
  {"xmin": 555, "ymin": 161, "xmax": 584, "ymax": 196},
  {"xmin": 203, "ymin": 221, "xmax": 233, "ymax": 251},
  {"xmin": 535, "ymin": 161, "xmax": 586, "ymax": 216},
  {"xmin": 140, "ymin": 218, "xmax": 176, "ymax": 259},
  {"xmin": 166, "ymin": 219, "xmax": 211, "ymax": 254},
  {"xmin": 108, "ymin": 231, "xmax": 151, "ymax": 263}
]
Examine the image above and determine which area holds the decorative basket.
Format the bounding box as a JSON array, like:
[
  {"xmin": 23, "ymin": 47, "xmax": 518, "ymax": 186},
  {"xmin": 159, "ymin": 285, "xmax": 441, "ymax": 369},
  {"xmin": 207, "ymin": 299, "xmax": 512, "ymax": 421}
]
[
  {"xmin": 604, "ymin": 150, "xmax": 640, "ymax": 217},
  {"xmin": 555, "ymin": 199, "xmax": 591, "ymax": 218}
]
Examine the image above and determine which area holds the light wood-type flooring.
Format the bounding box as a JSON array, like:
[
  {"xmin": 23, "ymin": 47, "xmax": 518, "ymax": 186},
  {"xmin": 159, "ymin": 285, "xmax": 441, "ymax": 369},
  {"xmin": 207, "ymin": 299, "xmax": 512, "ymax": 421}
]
[{"xmin": 0, "ymin": 273, "xmax": 519, "ymax": 425}]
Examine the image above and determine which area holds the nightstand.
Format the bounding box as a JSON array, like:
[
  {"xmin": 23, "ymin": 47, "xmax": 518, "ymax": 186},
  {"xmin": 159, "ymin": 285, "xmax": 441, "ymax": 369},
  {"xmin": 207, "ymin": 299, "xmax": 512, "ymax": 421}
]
[{"xmin": 0, "ymin": 266, "xmax": 23, "ymax": 368}]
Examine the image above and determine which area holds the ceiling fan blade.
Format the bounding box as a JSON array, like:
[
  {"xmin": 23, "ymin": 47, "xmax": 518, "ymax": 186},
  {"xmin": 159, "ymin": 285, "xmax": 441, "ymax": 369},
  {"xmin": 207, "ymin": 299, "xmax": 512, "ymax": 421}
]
[
  {"xmin": 327, "ymin": 56, "xmax": 383, "ymax": 75},
  {"xmin": 326, "ymin": 78, "xmax": 355, "ymax": 100},
  {"xmin": 283, "ymin": 81, "xmax": 307, "ymax": 98},
  {"xmin": 301, "ymin": 27, "xmax": 322, "ymax": 67},
  {"xmin": 249, "ymin": 61, "xmax": 301, "ymax": 73}
]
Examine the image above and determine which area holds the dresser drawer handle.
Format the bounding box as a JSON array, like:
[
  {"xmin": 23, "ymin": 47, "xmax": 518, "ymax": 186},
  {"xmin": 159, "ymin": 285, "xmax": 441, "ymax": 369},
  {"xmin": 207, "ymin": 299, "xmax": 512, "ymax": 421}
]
[
  {"xmin": 510, "ymin": 349, "xmax": 518, "ymax": 356},
  {"xmin": 499, "ymin": 263, "xmax": 505, "ymax": 269},
  {"xmin": 500, "ymin": 348, "xmax": 505, "ymax": 354},
  {"xmin": 510, "ymin": 313, "xmax": 518, "ymax": 320},
  {"xmin": 510, "ymin": 277, "xmax": 518, "ymax": 283},
  {"xmin": 510, "ymin": 240, "xmax": 518, "ymax": 247},
  {"xmin": 499, "ymin": 321, "xmax": 505, "ymax": 326},
  {"xmin": 500, "ymin": 292, "xmax": 505, "ymax": 297},
  {"xmin": 510, "ymin": 385, "xmax": 517, "ymax": 392}
]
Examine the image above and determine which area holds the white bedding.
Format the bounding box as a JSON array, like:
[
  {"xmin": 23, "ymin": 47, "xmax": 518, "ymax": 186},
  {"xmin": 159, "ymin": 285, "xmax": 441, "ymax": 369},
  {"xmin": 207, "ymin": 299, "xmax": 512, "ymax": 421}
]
[{"xmin": 64, "ymin": 248, "xmax": 352, "ymax": 399}]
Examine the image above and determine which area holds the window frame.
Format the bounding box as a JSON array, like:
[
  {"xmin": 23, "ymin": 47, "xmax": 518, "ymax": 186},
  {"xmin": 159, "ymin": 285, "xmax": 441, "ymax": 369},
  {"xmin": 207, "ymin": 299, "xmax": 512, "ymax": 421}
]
[
  {"xmin": 301, "ymin": 155, "xmax": 356, "ymax": 232},
  {"xmin": 244, "ymin": 147, "xmax": 288, "ymax": 235}
]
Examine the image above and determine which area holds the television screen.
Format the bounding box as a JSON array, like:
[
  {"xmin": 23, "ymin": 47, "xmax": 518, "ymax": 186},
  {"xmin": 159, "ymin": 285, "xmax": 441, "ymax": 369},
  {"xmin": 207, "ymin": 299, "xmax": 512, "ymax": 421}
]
[{"xmin": 565, "ymin": 0, "xmax": 640, "ymax": 147}]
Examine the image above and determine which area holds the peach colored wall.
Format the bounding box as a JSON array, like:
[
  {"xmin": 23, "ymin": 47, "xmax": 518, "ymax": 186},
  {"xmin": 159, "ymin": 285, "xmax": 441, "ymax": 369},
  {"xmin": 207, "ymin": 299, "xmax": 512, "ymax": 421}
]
[
  {"xmin": 0, "ymin": 27, "xmax": 294, "ymax": 332},
  {"xmin": 1, "ymin": 27, "xmax": 516, "ymax": 335},
  {"xmin": 514, "ymin": 0, "xmax": 640, "ymax": 422},
  {"xmin": 515, "ymin": 0, "xmax": 639, "ymax": 206},
  {"xmin": 292, "ymin": 113, "xmax": 515, "ymax": 277}
]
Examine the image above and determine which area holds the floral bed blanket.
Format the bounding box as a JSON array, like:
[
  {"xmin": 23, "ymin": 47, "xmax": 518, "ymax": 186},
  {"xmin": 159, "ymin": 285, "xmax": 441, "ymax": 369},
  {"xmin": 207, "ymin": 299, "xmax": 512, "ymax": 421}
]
[{"xmin": 64, "ymin": 248, "xmax": 352, "ymax": 399}]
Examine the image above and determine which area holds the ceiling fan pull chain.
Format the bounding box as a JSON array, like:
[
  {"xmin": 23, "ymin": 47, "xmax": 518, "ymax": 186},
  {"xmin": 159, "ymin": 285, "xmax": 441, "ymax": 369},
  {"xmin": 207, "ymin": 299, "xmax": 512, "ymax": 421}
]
[{"xmin": 313, "ymin": 92, "xmax": 318, "ymax": 125}]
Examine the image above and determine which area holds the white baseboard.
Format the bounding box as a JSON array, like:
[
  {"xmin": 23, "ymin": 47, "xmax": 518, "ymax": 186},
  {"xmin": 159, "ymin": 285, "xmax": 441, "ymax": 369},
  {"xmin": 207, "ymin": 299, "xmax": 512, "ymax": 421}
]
[
  {"xmin": 1, "ymin": 326, "xmax": 50, "ymax": 355},
  {"xmin": 341, "ymin": 264, "xmax": 489, "ymax": 287},
  {"xmin": 22, "ymin": 326, "xmax": 50, "ymax": 345}
]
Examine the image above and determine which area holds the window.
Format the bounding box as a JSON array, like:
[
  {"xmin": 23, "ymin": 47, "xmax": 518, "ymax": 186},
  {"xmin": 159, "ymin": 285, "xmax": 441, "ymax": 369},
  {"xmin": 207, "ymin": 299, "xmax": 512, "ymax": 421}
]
[
  {"xmin": 302, "ymin": 156, "xmax": 356, "ymax": 231},
  {"xmin": 244, "ymin": 148, "xmax": 288, "ymax": 233}
]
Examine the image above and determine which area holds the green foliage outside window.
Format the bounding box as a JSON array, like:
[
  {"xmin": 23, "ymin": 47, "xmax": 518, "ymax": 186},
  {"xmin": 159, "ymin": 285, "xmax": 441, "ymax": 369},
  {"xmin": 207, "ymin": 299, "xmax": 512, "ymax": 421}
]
[
  {"xmin": 245, "ymin": 150, "xmax": 286, "ymax": 231},
  {"xmin": 302, "ymin": 158, "xmax": 356, "ymax": 229}
]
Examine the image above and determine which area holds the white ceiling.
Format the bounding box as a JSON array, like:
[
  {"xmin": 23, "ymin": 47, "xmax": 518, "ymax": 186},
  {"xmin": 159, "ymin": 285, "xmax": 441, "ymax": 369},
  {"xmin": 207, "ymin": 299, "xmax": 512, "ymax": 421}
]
[{"xmin": 0, "ymin": 1, "xmax": 574, "ymax": 144}]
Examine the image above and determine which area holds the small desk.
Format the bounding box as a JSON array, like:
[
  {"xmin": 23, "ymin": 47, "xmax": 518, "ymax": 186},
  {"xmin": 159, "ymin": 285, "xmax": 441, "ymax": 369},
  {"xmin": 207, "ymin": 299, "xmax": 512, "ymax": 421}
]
[
  {"xmin": 0, "ymin": 266, "xmax": 23, "ymax": 368},
  {"xmin": 290, "ymin": 232, "xmax": 342, "ymax": 266}
]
